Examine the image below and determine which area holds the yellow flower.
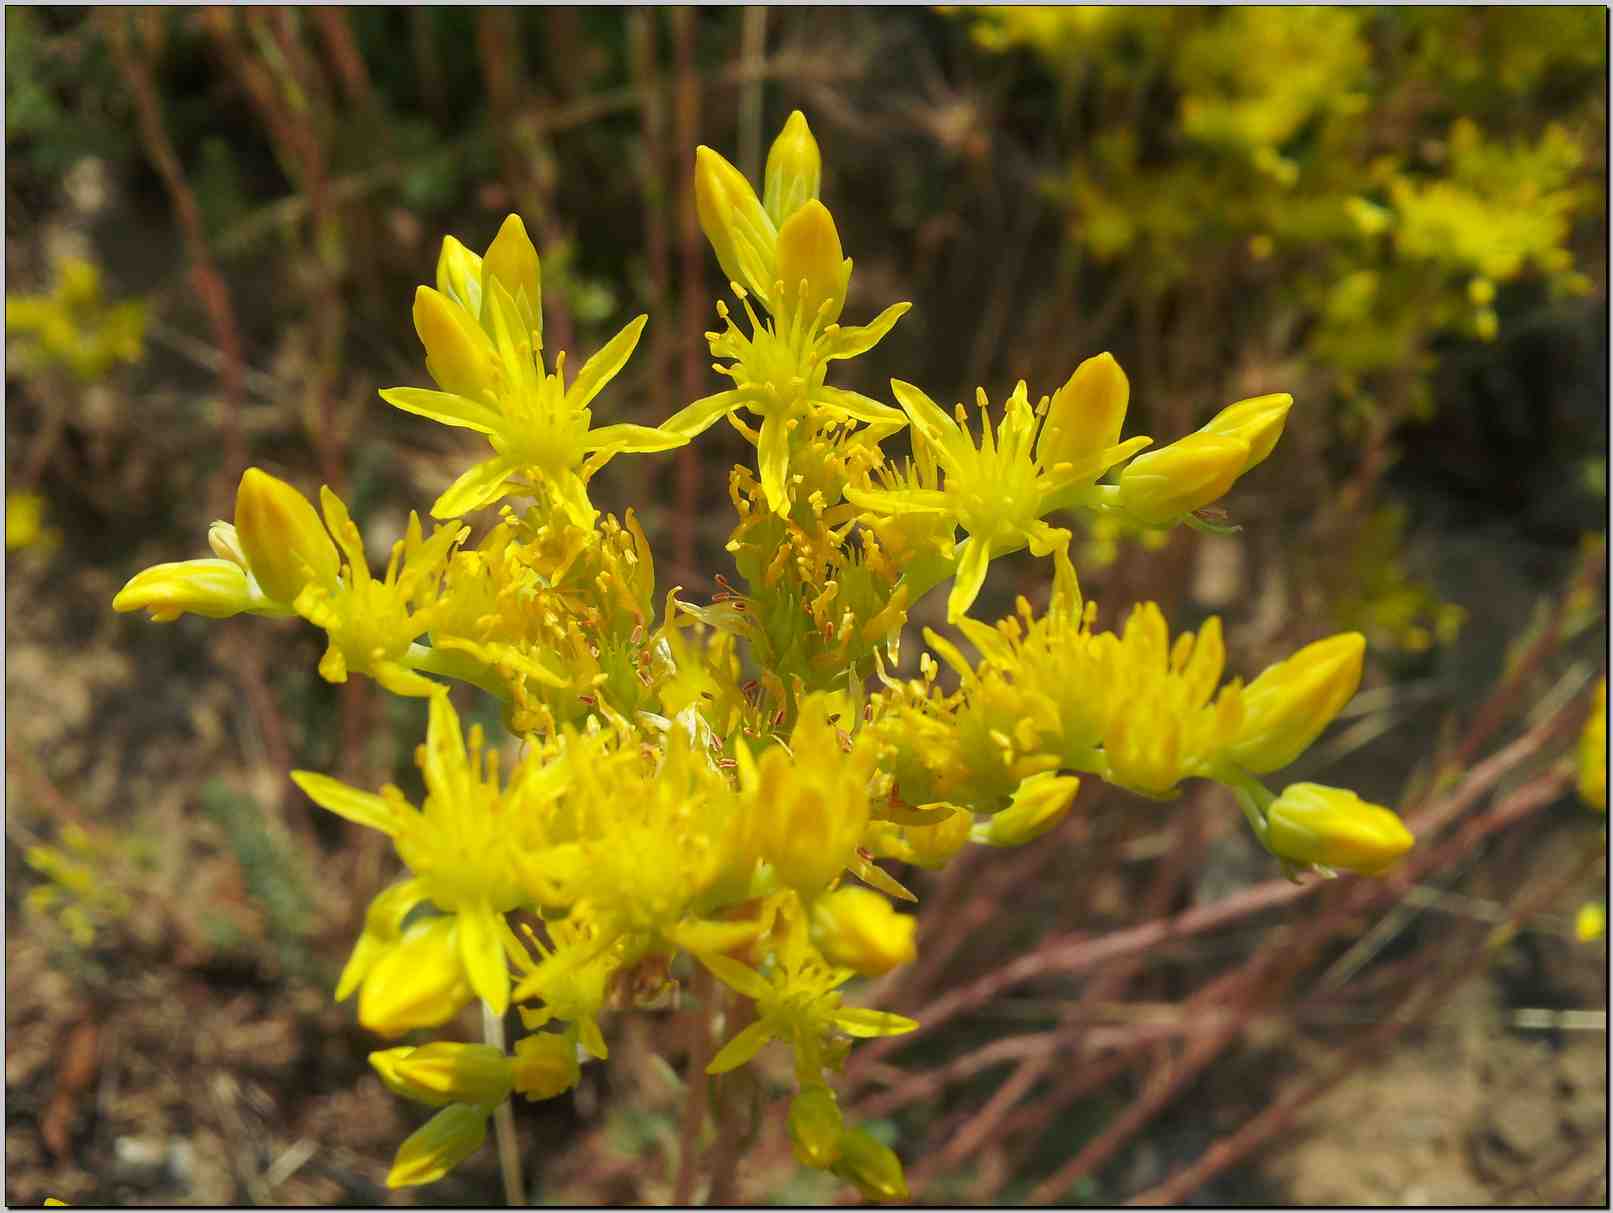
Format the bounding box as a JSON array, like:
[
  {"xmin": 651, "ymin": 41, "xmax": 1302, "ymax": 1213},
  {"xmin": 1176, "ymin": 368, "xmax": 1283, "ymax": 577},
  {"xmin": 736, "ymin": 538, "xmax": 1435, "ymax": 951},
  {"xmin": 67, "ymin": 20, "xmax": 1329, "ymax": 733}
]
[
  {"xmin": 370, "ymin": 1042, "xmax": 513, "ymax": 1108},
  {"xmin": 1225, "ymin": 632, "xmax": 1364, "ymax": 774},
  {"xmin": 1264, "ymin": 782, "xmax": 1414, "ymax": 875},
  {"xmin": 382, "ymin": 215, "xmax": 685, "ymax": 526},
  {"xmin": 114, "ymin": 469, "xmax": 340, "ymax": 623},
  {"xmin": 668, "ymin": 116, "xmax": 909, "ymax": 515},
  {"xmin": 810, "ymin": 886, "xmax": 917, "ymax": 976},
  {"xmin": 851, "ymin": 360, "xmax": 1157, "ymax": 622},
  {"xmin": 294, "ymin": 693, "xmax": 565, "ymax": 1014},
  {"xmin": 740, "ymin": 695, "xmax": 876, "ymax": 895},
  {"xmin": 292, "ymin": 489, "xmax": 463, "ymax": 697},
  {"xmin": 702, "ymin": 896, "xmax": 917, "ymax": 1083}
]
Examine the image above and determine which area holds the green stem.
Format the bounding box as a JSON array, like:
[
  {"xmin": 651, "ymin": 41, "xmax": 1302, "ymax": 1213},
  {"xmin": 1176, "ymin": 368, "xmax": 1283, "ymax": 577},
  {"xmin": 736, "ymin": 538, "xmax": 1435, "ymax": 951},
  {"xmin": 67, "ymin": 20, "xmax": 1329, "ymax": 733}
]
[
  {"xmin": 483, "ymin": 1000, "xmax": 525, "ymax": 1206},
  {"xmin": 402, "ymin": 642, "xmax": 513, "ymax": 701}
]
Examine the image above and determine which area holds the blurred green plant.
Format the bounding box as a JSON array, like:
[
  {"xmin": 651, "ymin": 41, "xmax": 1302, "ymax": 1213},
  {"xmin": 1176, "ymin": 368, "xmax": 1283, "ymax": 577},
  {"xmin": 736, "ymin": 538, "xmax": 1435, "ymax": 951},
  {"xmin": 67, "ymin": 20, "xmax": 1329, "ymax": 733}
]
[
  {"xmin": 23, "ymin": 822, "xmax": 136, "ymax": 950},
  {"xmin": 5, "ymin": 255, "xmax": 147, "ymax": 382},
  {"xmin": 958, "ymin": 5, "xmax": 1604, "ymax": 649}
]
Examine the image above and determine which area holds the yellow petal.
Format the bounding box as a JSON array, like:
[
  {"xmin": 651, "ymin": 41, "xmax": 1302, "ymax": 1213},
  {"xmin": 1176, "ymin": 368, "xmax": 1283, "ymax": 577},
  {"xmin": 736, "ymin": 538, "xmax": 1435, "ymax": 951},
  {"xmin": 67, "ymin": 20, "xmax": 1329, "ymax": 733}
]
[
  {"xmin": 386, "ymin": 1103, "xmax": 488, "ymax": 1188},
  {"xmin": 763, "ymin": 110, "xmax": 822, "ymax": 226},
  {"xmin": 234, "ymin": 468, "xmax": 341, "ymax": 604}
]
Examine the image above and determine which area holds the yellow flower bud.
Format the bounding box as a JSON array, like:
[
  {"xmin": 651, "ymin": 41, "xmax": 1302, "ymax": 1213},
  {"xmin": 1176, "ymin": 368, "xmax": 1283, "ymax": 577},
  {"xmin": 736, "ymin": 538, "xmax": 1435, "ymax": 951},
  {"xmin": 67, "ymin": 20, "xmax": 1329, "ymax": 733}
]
[
  {"xmin": 1578, "ymin": 678, "xmax": 1606, "ymax": 812},
  {"xmin": 413, "ymin": 286, "xmax": 497, "ymax": 400},
  {"xmin": 1265, "ymin": 782, "xmax": 1414, "ymax": 876},
  {"xmin": 830, "ymin": 1126, "xmax": 909, "ymax": 1202},
  {"xmin": 755, "ymin": 755, "xmax": 870, "ymax": 895},
  {"xmin": 811, "ymin": 887, "xmax": 917, "ymax": 976},
  {"xmin": 903, "ymin": 805, "xmax": 972, "ymax": 869},
  {"xmin": 1226, "ymin": 633, "xmax": 1364, "ymax": 774},
  {"xmin": 694, "ymin": 145, "xmax": 777, "ymax": 302},
  {"xmin": 1116, "ymin": 432, "xmax": 1250, "ymax": 526},
  {"xmin": 479, "ymin": 214, "xmax": 542, "ymax": 341},
  {"xmin": 386, "ymin": 1103, "xmax": 488, "ymax": 1188},
  {"xmin": 789, "ymin": 1084, "xmax": 844, "ymax": 1169},
  {"xmin": 370, "ymin": 1043, "xmax": 512, "ymax": 1108},
  {"xmin": 1198, "ymin": 393, "xmax": 1292, "ymax": 474},
  {"xmin": 358, "ymin": 916, "xmax": 475, "ymax": 1037},
  {"xmin": 233, "ymin": 468, "xmax": 340, "ymax": 605},
  {"xmin": 976, "ymin": 772, "xmax": 1080, "ymax": 847},
  {"xmin": 435, "ymin": 235, "xmax": 483, "ymax": 313},
  {"xmin": 744, "ymin": 699, "xmax": 874, "ymax": 895},
  {"xmin": 112, "ymin": 558, "xmax": 256, "ymax": 622},
  {"xmin": 207, "ymin": 520, "xmax": 248, "ymax": 568},
  {"xmin": 510, "ymin": 1032, "xmax": 580, "ymax": 1101},
  {"xmin": 776, "ymin": 199, "xmax": 849, "ymax": 325},
  {"xmin": 764, "ymin": 110, "xmax": 822, "ymax": 227},
  {"xmin": 1038, "ymin": 352, "xmax": 1129, "ymax": 474}
]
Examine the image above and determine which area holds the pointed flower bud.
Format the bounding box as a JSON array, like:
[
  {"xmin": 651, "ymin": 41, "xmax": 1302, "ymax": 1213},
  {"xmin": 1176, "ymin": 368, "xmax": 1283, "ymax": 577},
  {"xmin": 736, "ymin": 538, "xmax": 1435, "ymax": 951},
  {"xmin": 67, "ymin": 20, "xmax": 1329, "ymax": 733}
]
[
  {"xmin": 810, "ymin": 886, "xmax": 917, "ymax": 977},
  {"xmin": 233, "ymin": 468, "xmax": 341, "ymax": 605},
  {"xmin": 479, "ymin": 214, "xmax": 542, "ymax": 344},
  {"xmin": 435, "ymin": 235, "xmax": 484, "ymax": 315},
  {"xmin": 511, "ymin": 1032, "xmax": 580, "ymax": 1101},
  {"xmin": 413, "ymin": 286, "xmax": 497, "ymax": 401},
  {"xmin": 1038, "ymin": 352, "xmax": 1129, "ymax": 474},
  {"xmin": 1198, "ymin": 393, "xmax": 1292, "ymax": 474},
  {"xmin": 207, "ymin": 520, "xmax": 248, "ymax": 567},
  {"xmin": 764, "ymin": 110, "xmax": 822, "ymax": 227},
  {"xmin": 1116, "ymin": 432, "xmax": 1250, "ymax": 527},
  {"xmin": 386, "ymin": 1103, "xmax": 488, "ymax": 1188},
  {"xmin": 1226, "ymin": 632, "xmax": 1364, "ymax": 774},
  {"xmin": 694, "ymin": 145, "xmax": 777, "ymax": 303},
  {"xmin": 975, "ymin": 772, "xmax": 1080, "ymax": 847},
  {"xmin": 358, "ymin": 916, "xmax": 475, "ymax": 1037},
  {"xmin": 112, "ymin": 558, "xmax": 257, "ymax": 622},
  {"xmin": 1264, "ymin": 782, "xmax": 1413, "ymax": 876},
  {"xmin": 370, "ymin": 1043, "xmax": 512, "ymax": 1109},
  {"xmin": 830, "ymin": 1126, "xmax": 909, "ymax": 1202},
  {"xmin": 776, "ymin": 199, "xmax": 849, "ymax": 326},
  {"xmin": 789, "ymin": 1084, "xmax": 844, "ymax": 1169}
]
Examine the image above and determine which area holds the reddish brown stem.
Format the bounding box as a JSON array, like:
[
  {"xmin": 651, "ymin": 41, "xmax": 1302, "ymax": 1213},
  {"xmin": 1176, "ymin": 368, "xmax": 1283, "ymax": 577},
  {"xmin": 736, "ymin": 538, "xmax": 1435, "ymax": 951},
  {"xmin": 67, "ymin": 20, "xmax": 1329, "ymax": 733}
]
[
  {"xmin": 105, "ymin": 10, "xmax": 247, "ymax": 513},
  {"xmin": 671, "ymin": 7, "xmax": 704, "ymax": 580},
  {"xmin": 1128, "ymin": 766, "xmax": 1588, "ymax": 1206},
  {"xmin": 673, "ymin": 965, "xmax": 716, "ymax": 1205}
]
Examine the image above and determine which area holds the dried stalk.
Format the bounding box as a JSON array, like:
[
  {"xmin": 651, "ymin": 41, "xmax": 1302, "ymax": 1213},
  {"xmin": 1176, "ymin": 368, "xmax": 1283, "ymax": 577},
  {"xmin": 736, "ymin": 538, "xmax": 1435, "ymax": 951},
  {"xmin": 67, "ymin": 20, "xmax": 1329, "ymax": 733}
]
[{"xmin": 671, "ymin": 7, "xmax": 705, "ymax": 580}]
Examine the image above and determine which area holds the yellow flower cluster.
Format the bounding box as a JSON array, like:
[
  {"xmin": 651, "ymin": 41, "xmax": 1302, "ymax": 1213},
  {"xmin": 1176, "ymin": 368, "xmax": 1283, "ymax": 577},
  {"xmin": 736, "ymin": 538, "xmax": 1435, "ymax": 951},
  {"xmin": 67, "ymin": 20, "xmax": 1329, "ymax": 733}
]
[{"xmin": 113, "ymin": 112, "xmax": 1413, "ymax": 1199}]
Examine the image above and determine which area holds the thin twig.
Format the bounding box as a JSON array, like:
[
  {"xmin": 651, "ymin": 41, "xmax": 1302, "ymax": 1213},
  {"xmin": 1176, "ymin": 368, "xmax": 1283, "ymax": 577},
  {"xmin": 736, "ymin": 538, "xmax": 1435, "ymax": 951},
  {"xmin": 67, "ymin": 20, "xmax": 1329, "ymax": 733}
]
[
  {"xmin": 1128, "ymin": 769, "xmax": 1592, "ymax": 1206},
  {"xmin": 105, "ymin": 9, "xmax": 247, "ymax": 514},
  {"xmin": 673, "ymin": 966, "xmax": 715, "ymax": 1205},
  {"xmin": 671, "ymin": 7, "xmax": 705, "ymax": 582}
]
